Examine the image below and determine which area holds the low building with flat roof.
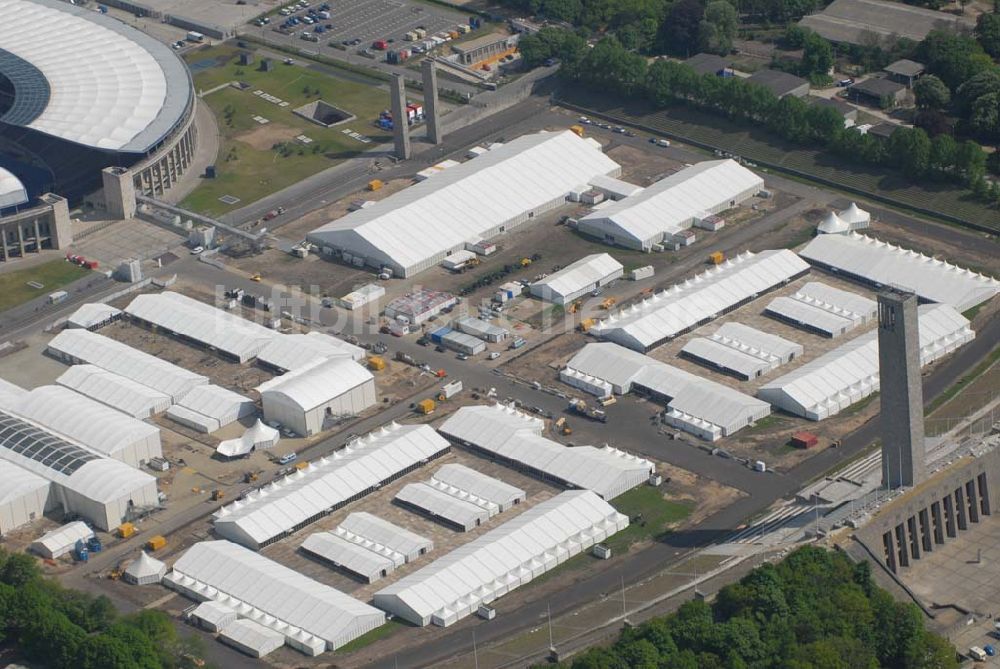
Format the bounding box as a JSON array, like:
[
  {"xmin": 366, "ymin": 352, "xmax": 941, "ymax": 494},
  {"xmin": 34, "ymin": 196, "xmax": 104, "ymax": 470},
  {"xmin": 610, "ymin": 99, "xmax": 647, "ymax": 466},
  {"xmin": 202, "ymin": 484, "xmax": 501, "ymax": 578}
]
[
  {"xmin": 747, "ymin": 69, "xmax": 810, "ymax": 99},
  {"xmin": 848, "ymin": 77, "xmax": 907, "ymax": 108},
  {"xmin": 884, "ymin": 59, "xmax": 925, "ymax": 88},
  {"xmin": 684, "ymin": 53, "xmax": 733, "ymax": 76},
  {"xmin": 799, "ymin": 0, "xmax": 975, "ymax": 45}
]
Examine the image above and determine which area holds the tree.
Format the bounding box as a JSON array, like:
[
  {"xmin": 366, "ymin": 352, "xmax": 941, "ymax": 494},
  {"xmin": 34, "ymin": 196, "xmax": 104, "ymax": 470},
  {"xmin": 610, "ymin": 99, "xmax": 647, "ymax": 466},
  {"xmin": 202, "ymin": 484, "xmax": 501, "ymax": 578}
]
[
  {"xmin": 976, "ymin": 12, "xmax": 1000, "ymax": 58},
  {"xmin": 801, "ymin": 31, "xmax": 834, "ymax": 78},
  {"xmin": 0, "ymin": 551, "xmax": 40, "ymax": 587},
  {"xmin": 913, "ymin": 74, "xmax": 951, "ymax": 109},
  {"xmin": 969, "ymin": 91, "xmax": 1000, "ymax": 143},
  {"xmin": 918, "ymin": 30, "xmax": 993, "ymax": 90},
  {"xmin": 700, "ymin": 1, "xmax": 738, "ymax": 55},
  {"xmin": 658, "ymin": 0, "xmax": 704, "ymax": 56}
]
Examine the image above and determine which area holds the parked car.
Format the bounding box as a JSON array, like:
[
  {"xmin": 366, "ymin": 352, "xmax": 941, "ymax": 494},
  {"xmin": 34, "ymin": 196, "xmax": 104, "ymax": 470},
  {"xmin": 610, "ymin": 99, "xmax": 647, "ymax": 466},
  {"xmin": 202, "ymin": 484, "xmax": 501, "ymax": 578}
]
[
  {"xmin": 190, "ymin": 246, "xmax": 204, "ymax": 255},
  {"xmin": 488, "ymin": 351, "xmax": 501, "ymax": 360},
  {"xmin": 278, "ymin": 452, "xmax": 297, "ymax": 465}
]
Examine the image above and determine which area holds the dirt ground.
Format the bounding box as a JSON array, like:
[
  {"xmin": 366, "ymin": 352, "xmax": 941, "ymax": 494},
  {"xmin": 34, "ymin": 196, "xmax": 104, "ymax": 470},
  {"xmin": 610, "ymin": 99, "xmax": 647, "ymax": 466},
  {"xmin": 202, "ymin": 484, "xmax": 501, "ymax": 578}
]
[
  {"xmin": 862, "ymin": 214, "xmax": 999, "ymax": 278},
  {"xmin": 236, "ymin": 123, "xmax": 303, "ymax": 151}
]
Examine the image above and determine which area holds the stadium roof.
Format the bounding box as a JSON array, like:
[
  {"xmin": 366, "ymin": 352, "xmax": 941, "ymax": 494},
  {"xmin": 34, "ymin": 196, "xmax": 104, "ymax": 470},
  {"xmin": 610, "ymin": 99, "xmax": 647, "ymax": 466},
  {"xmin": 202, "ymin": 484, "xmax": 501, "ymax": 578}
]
[
  {"xmin": 256, "ymin": 357, "xmax": 373, "ymax": 413},
  {"xmin": 256, "ymin": 332, "xmax": 365, "ymax": 372},
  {"xmin": 0, "ymin": 0, "xmax": 192, "ymax": 152},
  {"xmin": 307, "ymin": 131, "xmax": 620, "ymax": 275},
  {"xmin": 579, "ymin": 160, "xmax": 764, "ymax": 247},
  {"xmin": 440, "ymin": 404, "xmax": 653, "ymax": 499},
  {"xmin": 758, "ymin": 304, "xmax": 974, "ymax": 419},
  {"xmin": 800, "ymin": 232, "xmax": 999, "ymax": 312},
  {"xmin": 213, "ymin": 423, "xmax": 449, "ymax": 548},
  {"xmin": 0, "ymin": 458, "xmax": 49, "ymax": 505},
  {"xmin": 125, "ymin": 292, "xmax": 277, "ymax": 363},
  {"xmin": 6, "ymin": 385, "xmax": 160, "ymax": 460},
  {"xmin": 373, "ymin": 490, "xmax": 628, "ymax": 626},
  {"xmin": 530, "ymin": 254, "xmax": 623, "ymax": 302},
  {"xmin": 47, "ymin": 329, "xmax": 208, "ymax": 401},
  {"xmin": 165, "ymin": 540, "xmax": 385, "ymax": 652},
  {"xmin": 566, "ymin": 342, "xmax": 772, "ymax": 436},
  {"xmin": 592, "ymin": 250, "xmax": 809, "ymax": 351},
  {"xmin": 0, "ymin": 166, "xmax": 28, "ymax": 208},
  {"xmin": 765, "ymin": 281, "xmax": 876, "ymax": 337},
  {"xmin": 799, "ymin": 0, "xmax": 975, "ymax": 44},
  {"xmin": 336, "ymin": 512, "xmax": 432, "ymax": 564},
  {"xmin": 56, "ymin": 364, "xmax": 172, "ymax": 418}
]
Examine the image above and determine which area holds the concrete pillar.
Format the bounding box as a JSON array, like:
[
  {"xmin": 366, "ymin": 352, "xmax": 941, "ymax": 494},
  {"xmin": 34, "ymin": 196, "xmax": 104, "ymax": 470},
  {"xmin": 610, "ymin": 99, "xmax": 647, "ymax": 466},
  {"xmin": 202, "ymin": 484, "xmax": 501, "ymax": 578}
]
[
  {"xmin": 102, "ymin": 166, "xmax": 137, "ymax": 219},
  {"xmin": 883, "ymin": 531, "xmax": 897, "ymax": 572},
  {"xmin": 966, "ymin": 480, "xmax": 980, "ymax": 523},
  {"xmin": 955, "ymin": 488, "xmax": 968, "ymax": 531},
  {"xmin": 16, "ymin": 224, "xmax": 25, "ymax": 256},
  {"xmin": 32, "ymin": 220, "xmax": 40, "ymax": 252},
  {"xmin": 895, "ymin": 524, "xmax": 909, "ymax": 568},
  {"xmin": 944, "ymin": 495, "xmax": 957, "ymax": 537},
  {"xmin": 421, "ymin": 58, "xmax": 442, "ymax": 145},
  {"xmin": 918, "ymin": 509, "xmax": 933, "ymax": 552},
  {"xmin": 1, "ymin": 230, "xmax": 8, "ymax": 261},
  {"xmin": 931, "ymin": 501, "xmax": 945, "ymax": 544},
  {"xmin": 978, "ymin": 473, "xmax": 991, "ymax": 516},
  {"xmin": 907, "ymin": 516, "xmax": 921, "ymax": 560},
  {"xmin": 390, "ymin": 73, "xmax": 411, "ymax": 160}
]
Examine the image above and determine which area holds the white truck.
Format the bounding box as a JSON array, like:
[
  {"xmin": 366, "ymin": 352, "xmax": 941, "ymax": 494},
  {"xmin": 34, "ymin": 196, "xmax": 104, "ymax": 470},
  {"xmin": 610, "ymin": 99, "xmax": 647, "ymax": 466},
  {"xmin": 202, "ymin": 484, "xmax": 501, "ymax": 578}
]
[
  {"xmin": 969, "ymin": 647, "xmax": 987, "ymax": 662},
  {"xmin": 186, "ymin": 31, "xmax": 204, "ymax": 42},
  {"xmin": 441, "ymin": 380, "xmax": 463, "ymax": 399}
]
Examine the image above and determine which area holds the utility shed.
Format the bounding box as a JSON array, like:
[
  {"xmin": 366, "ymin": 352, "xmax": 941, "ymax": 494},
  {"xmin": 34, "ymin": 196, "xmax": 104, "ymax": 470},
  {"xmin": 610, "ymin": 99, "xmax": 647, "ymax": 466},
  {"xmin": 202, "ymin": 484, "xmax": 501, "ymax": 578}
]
[
  {"xmin": 591, "ymin": 250, "xmax": 809, "ymax": 352},
  {"xmin": 190, "ymin": 600, "xmax": 237, "ymax": 632},
  {"xmin": 256, "ymin": 332, "xmax": 365, "ymax": 372},
  {"xmin": 680, "ymin": 322, "xmax": 803, "ymax": 380},
  {"xmin": 307, "ymin": 130, "xmax": 621, "ymax": 278},
  {"xmin": 373, "ymin": 490, "xmax": 628, "ymax": 626},
  {"xmin": 758, "ymin": 303, "xmax": 974, "ymax": 420},
  {"xmin": 213, "ymin": 423, "xmax": 449, "ymax": 549},
  {"xmin": 336, "ymin": 512, "xmax": 432, "ymax": 564},
  {"xmin": 46, "ymin": 329, "xmax": 209, "ymax": 401},
  {"xmin": 529, "ymin": 254, "xmax": 624, "ymax": 305},
  {"xmin": 30, "ymin": 521, "xmax": 94, "ymax": 558},
  {"xmin": 440, "ymin": 405, "xmax": 653, "ymax": 499},
  {"xmin": 765, "ymin": 281, "xmax": 877, "ymax": 338},
  {"xmin": 56, "ymin": 364, "xmax": 172, "ymax": 418},
  {"xmin": 173, "ymin": 385, "xmax": 256, "ymax": 428},
  {"xmin": 125, "ymin": 292, "xmax": 279, "ymax": 363},
  {"xmin": 219, "ymin": 619, "xmax": 287, "ymax": 658},
  {"xmin": 453, "ymin": 316, "xmax": 508, "ymax": 342},
  {"xmin": 432, "ymin": 463, "xmax": 526, "ymax": 512},
  {"xmin": 394, "ymin": 482, "xmax": 491, "ymax": 531},
  {"xmin": 0, "ymin": 459, "xmax": 50, "ymax": 536},
  {"xmin": 122, "ymin": 550, "xmax": 166, "ymax": 585},
  {"xmin": 66, "ymin": 303, "xmax": 122, "ymax": 330},
  {"xmin": 0, "ymin": 410, "xmax": 160, "ymax": 531},
  {"xmin": 301, "ymin": 532, "xmax": 398, "ymax": 583},
  {"xmin": 800, "ymin": 232, "xmax": 999, "ymax": 312},
  {"xmin": 441, "ymin": 330, "xmax": 486, "ymax": 356},
  {"xmin": 257, "ymin": 357, "xmax": 376, "ymax": 436},
  {"xmin": 7, "ymin": 385, "xmax": 162, "ymax": 468},
  {"xmin": 164, "ymin": 540, "xmax": 386, "ymax": 654},
  {"xmin": 577, "ymin": 160, "xmax": 763, "ymax": 251}
]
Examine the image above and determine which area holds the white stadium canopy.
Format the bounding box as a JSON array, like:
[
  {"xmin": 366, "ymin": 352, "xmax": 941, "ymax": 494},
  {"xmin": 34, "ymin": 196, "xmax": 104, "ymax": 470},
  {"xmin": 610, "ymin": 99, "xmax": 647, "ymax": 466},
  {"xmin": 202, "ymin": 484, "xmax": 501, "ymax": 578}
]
[
  {"xmin": 758, "ymin": 304, "xmax": 974, "ymax": 420},
  {"xmin": 0, "ymin": 0, "xmax": 191, "ymax": 153},
  {"xmin": 440, "ymin": 404, "xmax": 653, "ymax": 499},
  {"xmin": 213, "ymin": 423, "xmax": 449, "ymax": 549},
  {"xmin": 0, "ymin": 166, "xmax": 28, "ymax": 208},
  {"xmin": 592, "ymin": 250, "xmax": 809, "ymax": 352},
  {"xmin": 529, "ymin": 253, "xmax": 624, "ymax": 305},
  {"xmin": 47, "ymin": 329, "xmax": 208, "ymax": 401},
  {"xmin": 373, "ymin": 490, "xmax": 628, "ymax": 626},
  {"xmin": 307, "ymin": 130, "xmax": 621, "ymax": 277},
  {"xmin": 164, "ymin": 540, "xmax": 385, "ymax": 655},
  {"xmin": 800, "ymin": 232, "xmax": 999, "ymax": 312}
]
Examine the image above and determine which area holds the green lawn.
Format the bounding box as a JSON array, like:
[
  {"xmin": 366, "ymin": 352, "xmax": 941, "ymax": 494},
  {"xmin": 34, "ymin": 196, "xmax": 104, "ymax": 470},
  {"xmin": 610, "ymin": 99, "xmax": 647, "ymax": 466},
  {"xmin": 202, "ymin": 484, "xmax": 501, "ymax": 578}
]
[
  {"xmin": 336, "ymin": 619, "xmax": 406, "ymax": 653},
  {"xmin": 181, "ymin": 45, "xmax": 393, "ymax": 215},
  {"xmin": 0, "ymin": 260, "xmax": 89, "ymax": 312},
  {"xmin": 606, "ymin": 486, "xmax": 692, "ymax": 554}
]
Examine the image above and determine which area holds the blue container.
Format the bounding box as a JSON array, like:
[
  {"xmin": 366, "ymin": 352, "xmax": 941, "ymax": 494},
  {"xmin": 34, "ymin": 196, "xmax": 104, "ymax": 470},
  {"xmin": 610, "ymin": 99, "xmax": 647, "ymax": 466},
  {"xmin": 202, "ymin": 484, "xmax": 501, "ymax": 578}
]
[{"xmin": 429, "ymin": 327, "xmax": 452, "ymax": 344}]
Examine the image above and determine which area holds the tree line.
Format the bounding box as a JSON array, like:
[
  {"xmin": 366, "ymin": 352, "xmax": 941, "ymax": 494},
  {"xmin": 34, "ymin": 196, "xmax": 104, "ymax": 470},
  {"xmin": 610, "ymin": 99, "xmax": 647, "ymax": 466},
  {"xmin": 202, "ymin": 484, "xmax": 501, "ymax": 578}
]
[
  {"xmin": 543, "ymin": 546, "xmax": 958, "ymax": 669},
  {"xmin": 0, "ymin": 549, "xmax": 205, "ymax": 669}
]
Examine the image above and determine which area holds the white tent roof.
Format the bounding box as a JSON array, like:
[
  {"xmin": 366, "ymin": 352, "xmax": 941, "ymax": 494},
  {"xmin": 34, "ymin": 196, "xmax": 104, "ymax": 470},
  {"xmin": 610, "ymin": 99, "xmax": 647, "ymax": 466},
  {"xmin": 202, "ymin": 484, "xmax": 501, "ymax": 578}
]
[
  {"xmin": 256, "ymin": 332, "xmax": 365, "ymax": 372},
  {"xmin": 579, "ymin": 160, "xmax": 763, "ymax": 245},
  {"xmin": 800, "ymin": 232, "xmax": 999, "ymax": 312},
  {"xmin": 32, "ymin": 521, "xmax": 93, "ymax": 555},
  {"xmin": 66, "ymin": 303, "xmax": 121, "ymax": 330},
  {"xmin": 440, "ymin": 405, "xmax": 653, "ymax": 500},
  {"xmin": 6, "ymin": 385, "xmax": 160, "ymax": 460},
  {"xmin": 817, "ymin": 211, "xmax": 849, "ymax": 234},
  {"xmin": 839, "ymin": 202, "xmax": 870, "ymax": 224},
  {"xmin": 167, "ymin": 540, "xmax": 385, "ymax": 648},
  {"xmin": 0, "ymin": 458, "xmax": 49, "ymax": 505},
  {"xmin": 174, "ymin": 385, "xmax": 255, "ymax": 423},
  {"xmin": 256, "ymin": 357, "xmax": 373, "ymax": 413},
  {"xmin": 0, "ymin": 378, "xmax": 26, "ymax": 407},
  {"xmin": 165, "ymin": 405, "xmax": 219, "ymax": 433},
  {"xmin": 125, "ymin": 292, "xmax": 278, "ymax": 362},
  {"xmin": 336, "ymin": 512, "xmax": 432, "ymax": 563},
  {"xmin": 395, "ymin": 482, "xmax": 491, "ymax": 528},
  {"xmin": 566, "ymin": 342, "xmax": 772, "ymax": 435},
  {"xmin": 219, "ymin": 619, "xmax": 285, "ymax": 656},
  {"xmin": 681, "ymin": 322, "xmax": 802, "ymax": 378},
  {"xmin": 0, "ymin": 0, "xmax": 191, "ymax": 152},
  {"xmin": 373, "ymin": 491, "xmax": 628, "ymax": 626},
  {"xmin": 217, "ymin": 419, "xmax": 280, "ymax": 458},
  {"xmin": 213, "ymin": 423, "xmax": 449, "ymax": 548},
  {"xmin": 124, "ymin": 550, "xmax": 166, "ymax": 580},
  {"xmin": 592, "ymin": 250, "xmax": 809, "ymax": 351},
  {"xmin": 0, "ymin": 166, "xmax": 28, "ymax": 208},
  {"xmin": 758, "ymin": 304, "xmax": 974, "ymax": 419},
  {"xmin": 432, "ymin": 463, "xmax": 525, "ymax": 510},
  {"xmin": 308, "ymin": 130, "xmax": 620, "ymax": 273},
  {"xmin": 191, "ymin": 600, "xmax": 237, "ymax": 627},
  {"xmin": 530, "ymin": 254, "xmax": 623, "ymax": 301},
  {"xmin": 47, "ymin": 329, "xmax": 208, "ymax": 401},
  {"xmin": 764, "ymin": 281, "xmax": 876, "ymax": 337},
  {"xmin": 56, "ymin": 364, "xmax": 171, "ymax": 418},
  {"xmin": 301, "ymin": 531, "xmax": 398, "ymax": 579}
]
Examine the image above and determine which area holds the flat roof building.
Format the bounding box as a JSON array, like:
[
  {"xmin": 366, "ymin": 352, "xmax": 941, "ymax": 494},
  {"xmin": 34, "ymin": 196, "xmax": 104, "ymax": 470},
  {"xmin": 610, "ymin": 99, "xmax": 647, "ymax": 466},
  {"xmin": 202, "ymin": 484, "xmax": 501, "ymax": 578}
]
[
  {"xmin": 452, "ymin": 32, "xmax": 518, "ymax": 66},
  {"xmin": 799, "ymin": 0, "xmax": 974, "ymax": 45},
  {"xmin": 848, "ymin": 77, "xmax": 906, "ymax": 107},
  {"xmin": 747, "ymin": 69, "xmax": 810, "ymax": 98},
  {"xmin": 684, "ymin": 53, "xmax": 733, "ymax": 76},
  {"xmin": 530, "ymin": 253, "xmax": 623, "ymax": 305}
]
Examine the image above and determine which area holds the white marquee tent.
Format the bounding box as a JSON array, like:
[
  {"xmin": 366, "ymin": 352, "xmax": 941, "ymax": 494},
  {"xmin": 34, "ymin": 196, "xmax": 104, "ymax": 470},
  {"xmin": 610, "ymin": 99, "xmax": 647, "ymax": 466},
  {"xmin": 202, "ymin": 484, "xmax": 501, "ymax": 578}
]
[
  {"xmin": 123, "ymin": 550, "xmax": 166, "ymax": 585},
  {"xmin": 529, "ymin": 253, "xmax": 624, "ymax": 305},
  {"xmin": 256, "ymin": 332, "xmax": 365, "ymax": 372},
  {"xmin": 0, "ymin": 459, "xmax": 50, "ymax": 536},
  {"xmin": 764, "ymin": 281, "xmax": 877, "ymax": 338},
  {"xmin": 56, "ymin": 364, "xmax": 172, "ymax": 418}
]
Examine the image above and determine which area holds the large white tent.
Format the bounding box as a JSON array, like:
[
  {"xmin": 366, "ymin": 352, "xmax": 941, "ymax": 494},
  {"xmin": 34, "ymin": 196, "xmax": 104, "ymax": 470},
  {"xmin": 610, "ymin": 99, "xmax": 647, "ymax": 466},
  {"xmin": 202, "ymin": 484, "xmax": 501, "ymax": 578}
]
[
  {"xmin": 30, "ymin": 521, "xmax": 94, "ymax": 559},
  {"xmin": 172, "ymin": 385, "xmax": 256, "ymax": 429},
  {"xmin": 218, "ymin": 619, "xmax": 287, "ymax": 658},
  {"xmin": 758, "ymin": 304, "xmax": 974, "ymax": 419},
  {"xmin": 122, "ymin": 550, "xmax": 167, "ymax": 585},
  {"xmin": 47, "ymin": 329, "xmax": 208, "ymax": 401},
  {"xmin": 566, "ymin": 343, "xmax": 771, "ymax": 440},
  {"xmin": 577, "ymin": 160, "xmax": 764, "ymax": 250},
  {"xmin": 256, "ymin": 332, "xmax": 365, "ymax": 372},
  {"xmin": 440, "ymin": 405, "xmax": 653, "ymax": 499},
  {"xmin": 213, "ymin": 423, "xmax": 449, "ymax": 549},
  {"xmin": 800, "ymin": 232, "xmax": 999, "ymax": 312},
  {"xmin": 394, "ymin": 482, "xmax": 491, "ymax": 532},
  {"xmin": 65, "ymin": 303, "xmax": 122, "ymax": 331},
  {"xmin": 591, "ymin": 250, "xmax": 810, "ymax": 352},
  {"xmin": 165, "ymin": 540, "xmax": 385, "ymax": 655},
  {"xmin": 125, "ymin": 292, "xmax": 278, "ymax": 363},
  {"xmin": 0, "ymin": 378, "xmax": 25, "ymax": 406},
  {"xmin": 6, "ymin": 385, "xmax": 162, "ymax": 468},
  {"xmin": 764, "ymin": 281, "xmax": 877, "ymax": 338},
  {"xmin": 56, "ymin": 364, "xmax": 172, "ymax": 418},
  {"xmin": 307, "ymin": 130, "xmax": 622, "ymax": 277},
  {"xmin": 680, "ymin": 322, "xmax": 803, "ymax": 381},
  {"xmin": 301, "ymin": 531, "xmax": 400, "ymax": 583},
  {"xmin": 432, "ymin": 464, "xmax": 526, "ymax": 513},
  {"xmin": 529, "ymin": 254, "xmax": 624, "ymax": 305},
  {"xmin": 373, "ymin": 490, "xmax": 628, "ymax": 626},
  {"xmin": 335, "ymin": 512, "xmax": 432, "ymax": 564},
  {"xmin": 0, "ymin": 459, "xmax": 50, "ymax": 536}
]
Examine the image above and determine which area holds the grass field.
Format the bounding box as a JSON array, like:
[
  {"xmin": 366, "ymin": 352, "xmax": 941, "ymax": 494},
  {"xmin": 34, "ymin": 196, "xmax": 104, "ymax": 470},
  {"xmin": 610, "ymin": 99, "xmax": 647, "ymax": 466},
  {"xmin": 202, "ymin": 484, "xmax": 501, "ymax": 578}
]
[
  {"xmin": 336, "ymin": 619, "xmax": 406, "ymax": 653},
  {"xmin": 181, "ymin": 45, "xmax": 395, "ymax": 215},
  {"xmin": 606, "ymin": 486, "xmax": 692, "ymax": 553},
  {"xmin": 558, "ymin": 90, "xmax": 999, "ymax": 233},
  {"xmin": 0, "ymin": 260, "xmax": 89, "ymax": 312}
]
